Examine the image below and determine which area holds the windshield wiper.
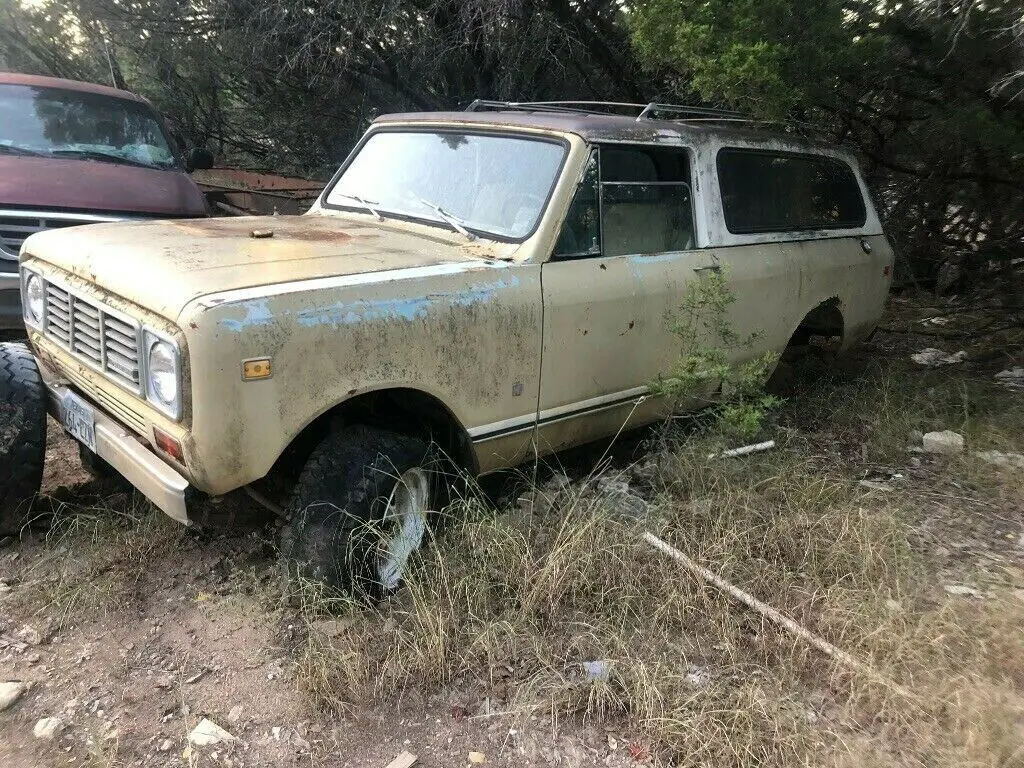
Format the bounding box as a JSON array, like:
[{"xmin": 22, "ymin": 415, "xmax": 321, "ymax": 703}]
[
  {"xmin": 418, "ymin": 198, "xmax": 475, "ymax": 241},
  {"xmin": 334, "ymin": 194, "xmax": 383, "ymax": 221},
  {"xmin": 49, "ymin": 149, "xmax": 166, "ymax": 170},
  {"xmin": 0, "ymin": 144, "xmax": 47, "ymax": 157}
]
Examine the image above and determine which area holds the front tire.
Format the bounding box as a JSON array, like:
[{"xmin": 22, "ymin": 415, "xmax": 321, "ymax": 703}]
[
  {"xmin": 280, "ymin": 425, "xmax": 441, "ymax": 595},
  {"xmin": 0, "ymin": 343, "xmax": 47, "ymax": 536}
]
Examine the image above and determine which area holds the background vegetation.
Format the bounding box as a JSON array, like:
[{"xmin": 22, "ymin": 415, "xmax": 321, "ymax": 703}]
[{"xmin": 1, "ymin": 0, "xmax": 1021, "ymax": 290}]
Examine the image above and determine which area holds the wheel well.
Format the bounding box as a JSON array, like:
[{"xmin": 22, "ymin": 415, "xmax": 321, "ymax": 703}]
[
  {"xmin": 792, "ymin": 297, "xmax": 844, "ymax": 345},
  {"xmin": 267, "ymin": 389, "xmax": 477, "ymax": 490}
]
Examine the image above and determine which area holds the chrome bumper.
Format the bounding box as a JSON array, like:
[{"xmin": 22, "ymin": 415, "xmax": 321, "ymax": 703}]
[
  {"xmin": 0, "ymin": 273, "xmax": 18, "ymax": 290},
  {"xmin": 38, "ymin": 362, "xmax": 191, "ymax": 524}
]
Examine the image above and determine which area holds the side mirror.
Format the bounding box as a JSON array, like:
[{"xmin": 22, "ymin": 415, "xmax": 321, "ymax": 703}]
[{"xmin": 186, "ymin": 147, "xmax": 214, "ymax": 172}]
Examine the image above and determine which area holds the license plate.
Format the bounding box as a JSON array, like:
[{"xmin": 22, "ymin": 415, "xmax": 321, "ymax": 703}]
[{"xmin": 60, "ymin": 391, "xmax": 97, "ymax": 453}]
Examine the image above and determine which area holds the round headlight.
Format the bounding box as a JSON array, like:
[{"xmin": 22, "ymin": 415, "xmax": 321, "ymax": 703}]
[
  {"xmin": 148, "ymin": 340, "xmax": 178, "ymax": 406},
  {"xmin": 25, "ymin": 274, "xmax": 44, "ymax": 323}
]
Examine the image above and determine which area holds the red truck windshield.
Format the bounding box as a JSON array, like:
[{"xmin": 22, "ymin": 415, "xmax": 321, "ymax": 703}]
[{"xmin": 0, "ymin": 83, "xmax": 179, "ymax": 171}]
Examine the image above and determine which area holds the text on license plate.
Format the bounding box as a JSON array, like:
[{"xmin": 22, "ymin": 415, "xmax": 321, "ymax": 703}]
[{"xmin": 60, "ymin": 392, "xmax": 97, "ymax": 453}]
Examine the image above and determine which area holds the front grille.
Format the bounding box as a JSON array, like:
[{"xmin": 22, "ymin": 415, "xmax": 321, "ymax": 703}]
[
  {"xmin": 58, "ymin": 359, "xmax": 148, "ymax": 436},
  {"xmin": 0, "ymin": 211, "xmax": 120, "ymax": 260},
  {"xmin": 40, "ymin": 278, "xmax": 143, "ymax": 393}
]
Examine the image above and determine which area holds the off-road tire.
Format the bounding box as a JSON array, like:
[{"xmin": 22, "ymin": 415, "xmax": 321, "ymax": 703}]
[
  {"xmin": 280, "ymin": 425, "xmax": 438, "ymax": 595},
  {"xmin": 0, "ymin": 343, "xmax": 47, "ymax": 535}
]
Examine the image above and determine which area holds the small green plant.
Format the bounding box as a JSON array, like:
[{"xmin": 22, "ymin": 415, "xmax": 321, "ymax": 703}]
[{"xmin": 650, "ymin": 267, "xmax": 782, "ymax": 439}]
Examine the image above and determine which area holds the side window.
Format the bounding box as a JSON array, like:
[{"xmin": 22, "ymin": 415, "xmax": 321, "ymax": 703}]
[
  {"xmin": 554, "ymin": 145, "xmax": 695, "ymax": 259},
  {"xmin": 716, "ymin": 148, "xmax": 867, "ymax": 234},
  {"xmin": 554, "ymin": 151, "xmax": 600, "ymax": 258},
  {"xmin": 600, "ymin": 146, "xmax": 694, "ymax": 257}
]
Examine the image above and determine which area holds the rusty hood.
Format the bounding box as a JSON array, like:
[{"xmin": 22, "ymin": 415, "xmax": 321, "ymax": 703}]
[{"xmin": 21, "ymin": 214, "xmax": 515, "ymax": 320}]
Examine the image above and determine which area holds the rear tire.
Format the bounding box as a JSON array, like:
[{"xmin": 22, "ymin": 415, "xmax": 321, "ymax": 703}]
[
  {"xmin": 280, "ymin": 425, "xmax": 442, "ymax": 596},
  {"xmin": 0, "ymin": 343, "xmax": 47, "ymax": 535}
]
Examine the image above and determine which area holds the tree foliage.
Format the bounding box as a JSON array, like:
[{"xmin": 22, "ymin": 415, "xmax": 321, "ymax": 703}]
[{"xmin": 0, "ymin": 0, "xmax": 1021, "ymax": 289}]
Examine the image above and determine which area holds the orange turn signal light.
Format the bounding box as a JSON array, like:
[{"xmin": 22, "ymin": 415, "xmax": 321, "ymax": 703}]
[
  {"xmin": 242, "ymin": 358, "xmax": 272, "ymax": 381},
  {"xmin": 153, "ymin": 427, "xmax": 185, "ymax": 464}
]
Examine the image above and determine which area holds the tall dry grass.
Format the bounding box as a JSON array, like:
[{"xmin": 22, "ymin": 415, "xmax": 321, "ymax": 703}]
[{"xmin": 295, "ymin": 357, "xmax": 1024, "ymax": 766}]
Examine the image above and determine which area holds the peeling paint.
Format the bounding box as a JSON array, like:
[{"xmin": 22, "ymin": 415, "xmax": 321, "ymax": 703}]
[
  {"xmin": 219, "ymin": 299, "xmax": 275, "ymax": 332},
  {"xmin": 294, "ymin": 277, "xmax": 521, "ymax": 328}
]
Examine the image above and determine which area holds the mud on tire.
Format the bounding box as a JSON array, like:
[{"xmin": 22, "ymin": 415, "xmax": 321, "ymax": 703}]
[
  {"xmin": 0, "ymin": 343, "xmax": 47, "ymax": 535},
  {"xmin": 280, "ymin": 425, "xmax": 440, "ymax": 596}
]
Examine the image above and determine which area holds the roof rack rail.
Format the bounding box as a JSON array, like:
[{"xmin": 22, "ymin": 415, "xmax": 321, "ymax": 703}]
[
  {"xmin": 464, "ymin": 99, "xmax": 750, "ymax": 123},
  {"xmin": 464, "ymin": 100, "xmax": 647, "ymax": 116},
  {"xmin": 635, "ymin": 103, "xmax": 746, "ymax": 121}
]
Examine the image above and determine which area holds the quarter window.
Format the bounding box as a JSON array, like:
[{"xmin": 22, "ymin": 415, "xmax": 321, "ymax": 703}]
[{"xmin": 716, "ymin": 148, "xmax": 866, "ymax": 234}]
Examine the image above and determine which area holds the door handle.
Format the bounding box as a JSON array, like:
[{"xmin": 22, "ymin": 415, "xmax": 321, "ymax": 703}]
[{"xmin": 693, "ymin": 264, "xmax": 722, "ymax": 274}]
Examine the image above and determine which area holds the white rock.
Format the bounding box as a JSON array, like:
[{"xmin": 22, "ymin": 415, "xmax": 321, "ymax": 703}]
[
  {"xmin": 158, "ymin": 738, "xmax": 173, "ymax": 752},
  {"xmin": 975, "ymin": 450, "xmax": 1024, "ymax": 469},
  {"xmin": 922, "ymin": 430, "xmax": 965, "ymax": 455},
  {"xmin": 187, "ymin": 718, "xmax": 235, "ymax": 746},
  {"xmin": 911, "ymin": 348, "xmax": 966, "ymax": 367},
  {"xmin": 227, "ymin": 705, "xmax": 243, "ymax": 723},
  {"xmin": 33, "ymin": 717, "xmax": 64, "ymax": 740},
  {"xmin": 0, "ymin": 682, "xmax": 26, "ymax": 712},
  {"xmin": 995, "ymin": 368, "xmax": 1024, "ymax": 390}
]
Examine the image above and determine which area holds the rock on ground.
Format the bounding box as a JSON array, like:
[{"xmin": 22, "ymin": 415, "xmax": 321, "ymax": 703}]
[
  {"xmin": 0, "ymin": 682, "xmax": 26, "ymax": 712},
  {"xmin": 188, "ymin": 717, "xmax": 235, "ymax": 746},
  {"xmin": 975, "ymin": 450, "xmax": 1024, "ymax": 469},
  {"xmin": 33, "ymin": 717, "xmax": 64, "ymax": 740},
  {"xmin": 922, "ymin": 430, "xmax": 965, "ymax": 455}
]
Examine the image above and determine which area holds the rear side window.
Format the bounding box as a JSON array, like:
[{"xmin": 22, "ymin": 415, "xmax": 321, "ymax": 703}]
[{"xmin": 716, "ymin": 149, "xmax": 866, "ymax": 234}]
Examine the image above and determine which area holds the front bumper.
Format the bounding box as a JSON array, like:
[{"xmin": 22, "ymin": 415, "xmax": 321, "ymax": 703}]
[
  {"xmin": 0, "ymin": 271, "xmax": 22, "ymax": 331},
  {"xmin": 38, "ymin": 359, "xmax": 192, "ymax": 524}
]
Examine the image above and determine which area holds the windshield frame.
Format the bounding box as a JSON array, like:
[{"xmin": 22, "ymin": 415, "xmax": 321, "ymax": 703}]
[
  {"xmin": 320, "ymin": 126, "xmax": 571, "ymax": 244},
  {"xmin": 0, "ymin": 83, "xmax": 185, "ymax": 172}
]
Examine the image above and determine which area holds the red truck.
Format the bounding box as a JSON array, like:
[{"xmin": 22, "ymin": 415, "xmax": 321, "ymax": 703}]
[{"xmin": 0, "ymin": 72, "xmax": 210, "ymax": 331}]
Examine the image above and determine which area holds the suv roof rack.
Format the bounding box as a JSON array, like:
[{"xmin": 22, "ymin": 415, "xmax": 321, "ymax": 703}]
[{"xmin": 464, "ymin": 99, "xmax": 750, "ymax": 123}]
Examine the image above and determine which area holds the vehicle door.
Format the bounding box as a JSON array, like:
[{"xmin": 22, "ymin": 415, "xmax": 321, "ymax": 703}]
[{"xmin": 536, "ymin": 143, "xmax": 717, "ymax": 455}]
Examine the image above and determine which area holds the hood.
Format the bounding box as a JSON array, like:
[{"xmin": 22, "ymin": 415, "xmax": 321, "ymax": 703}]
[
  {"xmin": 0, "ymin": 156, "xmax": 207, "ymax": 216},
  {"xmin": 21, "ymin": 214, "xmax": 514, "ymax": 320}
]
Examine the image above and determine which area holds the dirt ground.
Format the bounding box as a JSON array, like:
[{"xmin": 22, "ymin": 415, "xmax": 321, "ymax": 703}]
[{"xmin": 1, "ymin": 296, "xmax": 1022, "ymax": 767}]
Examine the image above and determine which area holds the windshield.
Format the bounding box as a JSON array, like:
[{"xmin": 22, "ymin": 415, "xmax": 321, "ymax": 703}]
[
  {"xmin": 0, "ymin": 84, "xmax": 179, "ymax": 170},
  {"xmin": 325, "ymin": 131, "xmax": 566, "ymax": 240}
]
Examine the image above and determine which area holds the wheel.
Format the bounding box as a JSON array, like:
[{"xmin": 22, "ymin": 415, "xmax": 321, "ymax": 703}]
[
  {"xmin": 0, "ymin": 343, "xmax": 47, "ymax": 535},
  {"xmin": 280, "ymin": 425, "xmax": 442, "ymax": 595}
]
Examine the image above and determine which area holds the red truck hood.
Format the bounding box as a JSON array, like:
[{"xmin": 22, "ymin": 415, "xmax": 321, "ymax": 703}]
[{"xmin": 0, "ymin": 155, "xmax": 208, "ymax": 216}]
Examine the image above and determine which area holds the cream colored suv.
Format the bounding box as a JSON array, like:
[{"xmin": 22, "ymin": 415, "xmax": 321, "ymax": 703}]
[{"xmin": 7, "ymin": 102, "xmax": 892, "ymax": 591}]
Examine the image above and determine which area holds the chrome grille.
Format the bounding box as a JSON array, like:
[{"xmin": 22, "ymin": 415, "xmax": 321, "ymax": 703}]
[
  {"xmin": 40, "ymin": 278, "xmax": 142, "ymax": 392},
  {"xmin": 0, "ymin": 210, "xmax": 122, "ymax": 260}
]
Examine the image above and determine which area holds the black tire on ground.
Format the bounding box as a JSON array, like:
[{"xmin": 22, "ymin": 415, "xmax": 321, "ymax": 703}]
[
  {"xmin": 0, "ymin": 342, "xmax": 47, "ymax": 535},
  {"xmin": 280, "ymin": 425, "xmax": 441, "ymax": 595}
]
